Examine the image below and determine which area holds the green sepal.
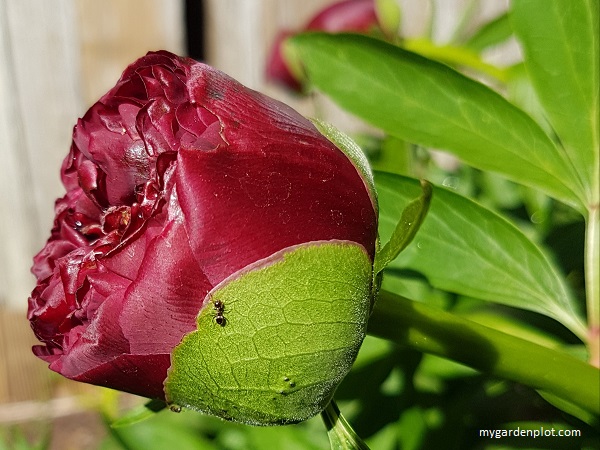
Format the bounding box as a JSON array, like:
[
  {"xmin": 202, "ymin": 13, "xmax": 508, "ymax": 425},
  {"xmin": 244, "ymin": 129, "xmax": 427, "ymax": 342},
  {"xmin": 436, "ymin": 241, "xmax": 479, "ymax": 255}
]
[
  {"xmin": 164, "ymin": 242, "xmax": 373, "ymax": 425},
  {"xmin": 374, "ymin": 179, "xmax": 432, "ymax": 274}
]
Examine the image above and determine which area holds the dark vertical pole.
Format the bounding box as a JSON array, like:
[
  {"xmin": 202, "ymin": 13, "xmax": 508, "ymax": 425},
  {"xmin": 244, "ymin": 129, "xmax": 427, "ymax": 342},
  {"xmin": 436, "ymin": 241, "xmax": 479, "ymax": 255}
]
[{"xmin": 185, "ymin": 0, "xmax": 205, "ymax": 61}]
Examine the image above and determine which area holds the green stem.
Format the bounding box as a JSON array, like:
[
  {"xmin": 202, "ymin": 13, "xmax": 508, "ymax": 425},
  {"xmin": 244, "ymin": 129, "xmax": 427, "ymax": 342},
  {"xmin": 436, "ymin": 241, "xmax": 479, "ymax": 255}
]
[
  {"xmin": 321, "ymin": 400, "xmax": 371, "ymax": 450},
  {"xmin": 586, "ymin": 200, "xmax": 599, "ymax": 367},
  {"xmin": 367, "ymin": 290, "xmax": 600, "ymax": 415}
]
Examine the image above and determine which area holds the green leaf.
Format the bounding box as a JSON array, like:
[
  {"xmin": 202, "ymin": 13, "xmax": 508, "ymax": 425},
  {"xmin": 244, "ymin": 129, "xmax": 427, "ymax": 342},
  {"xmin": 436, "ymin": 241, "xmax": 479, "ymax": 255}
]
[
  {"xmin": 375, "ymin": 171, "xmax": 586, "ymax": 339},
  {"xmin": 290, "ymin": 33, "xmax": 585, "ymax": 211},
  {"xmin": 110, "ymin": 399, "xmax": 167, "ymax": 428},
  {"xmin": 106, "ymin": 409, "xmax": 218, "ymax": 450},
  {"xmin": 165, "ymin": 242, "xmax": 373, "ymax": 425},
  {"xmin": 505, "ymin": 63, "xmax": 553, "ymax": 136},
  {"xmin": 368, "ymin": 135, "xmax": 412, "ymax": 175},
  {"xmin": 464, "ymin": 13, "xmax": 512, "ymax": 52},
  {"xmin": 511, "ymin": 0, "xmax": 599, "ymax": 203},
  {"xmin": 374, "ymin": 179, "xmax": 432, "ymax": 274},
  {"xmin": 402, "ymin": 39, "xmax": 509, "ymax": 82},
  {"xmin": 396, "ymin": 407, "xmax": 428, "ymax": 450},
  {"xmin": 245, "ymin": 419, "xmax": 328, "ymax": 450}
]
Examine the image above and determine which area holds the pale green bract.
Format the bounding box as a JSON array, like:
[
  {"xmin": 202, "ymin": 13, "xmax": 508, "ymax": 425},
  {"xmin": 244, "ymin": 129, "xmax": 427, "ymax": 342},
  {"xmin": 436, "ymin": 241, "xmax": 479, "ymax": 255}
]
[{"xmin": 164, "ymin": 242, "xmax": 373, "ymax": 425}]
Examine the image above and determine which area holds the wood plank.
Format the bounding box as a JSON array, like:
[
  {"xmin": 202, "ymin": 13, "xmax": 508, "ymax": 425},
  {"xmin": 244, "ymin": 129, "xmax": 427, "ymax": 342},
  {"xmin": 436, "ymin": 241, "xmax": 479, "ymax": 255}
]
[
  {"xmin": 0, "ymin": 309, "xmax": 51, "ymax": 403},
  {"xmin": 76, "ymin": 0, "xmax": 184, "ymax": 106},
  {"xmin": 0, "ymin": 0, "xmax": 81, "ymax": 312},
  {"xmin": 204, "ymin": 0, "xmax": 326, "ymax": 91}
]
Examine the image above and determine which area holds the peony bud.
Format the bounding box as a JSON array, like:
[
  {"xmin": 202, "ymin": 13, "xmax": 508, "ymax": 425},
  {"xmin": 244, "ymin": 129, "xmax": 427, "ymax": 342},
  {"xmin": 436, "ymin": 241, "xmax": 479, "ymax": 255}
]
[
  {"xmin": 28, "ymin": 51, "xmax": 378, "ymax": 425},
  {"xmin": 266, "ymin": 0, "xmax": 382, "ymax": 92},
  {"xmin": 304, "ymin": 0, "xmax": 380, "ymax": 32}
]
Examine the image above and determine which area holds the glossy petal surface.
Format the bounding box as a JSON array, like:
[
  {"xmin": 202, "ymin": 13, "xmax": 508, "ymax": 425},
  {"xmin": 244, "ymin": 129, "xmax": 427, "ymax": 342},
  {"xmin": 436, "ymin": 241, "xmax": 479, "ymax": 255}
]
[{"xmin": 28, "ymin": 51, "xmax": 377, "ymax": 400}]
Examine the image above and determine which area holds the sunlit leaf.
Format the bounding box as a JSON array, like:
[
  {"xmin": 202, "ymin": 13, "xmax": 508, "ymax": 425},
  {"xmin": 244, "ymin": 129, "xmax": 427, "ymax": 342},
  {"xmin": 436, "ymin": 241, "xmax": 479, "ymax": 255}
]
[
  {"xmin": 464, "ymin": 12, "xmax": 512, "ymax": 52},
  {"xmin": 375, "ymin": 171, "xmax": 586, "ymax": 339},
  {"xmin": 511, "ymin": 0, "xmax": 599, "ymax": 202},
  {"xmin": 290, "ymin": 33, "xmax": 585, "ymax": 211}
]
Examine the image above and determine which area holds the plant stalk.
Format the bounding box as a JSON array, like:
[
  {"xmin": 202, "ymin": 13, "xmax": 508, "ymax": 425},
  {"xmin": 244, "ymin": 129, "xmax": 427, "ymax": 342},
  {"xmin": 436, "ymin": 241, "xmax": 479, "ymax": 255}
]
[
  {"xmin": 586, "ymin": 199, "xmax": 600, "ymax": 367},
  {"xmin": 368, "ymin": 290, "xmax": 600, "ymax": 415},
  {"xmin": 321, "ymin": 400, "xmax": 371, "ymax": 450}
]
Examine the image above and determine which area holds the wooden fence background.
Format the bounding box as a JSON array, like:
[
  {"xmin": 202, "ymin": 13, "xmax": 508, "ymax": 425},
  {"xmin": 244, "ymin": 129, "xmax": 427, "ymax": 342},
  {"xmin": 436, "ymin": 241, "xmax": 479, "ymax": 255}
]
[{"xmin": 0, "ymin": 0, "xmax": 509, "ymax": 443}]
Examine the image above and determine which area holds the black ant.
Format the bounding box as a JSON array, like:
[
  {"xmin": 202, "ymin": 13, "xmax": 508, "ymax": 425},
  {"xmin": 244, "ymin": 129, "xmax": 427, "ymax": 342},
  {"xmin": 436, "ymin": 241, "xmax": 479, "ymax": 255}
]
[{"xmin": 213, "ymin": 299, "xmax": 226, "ymax": 326}]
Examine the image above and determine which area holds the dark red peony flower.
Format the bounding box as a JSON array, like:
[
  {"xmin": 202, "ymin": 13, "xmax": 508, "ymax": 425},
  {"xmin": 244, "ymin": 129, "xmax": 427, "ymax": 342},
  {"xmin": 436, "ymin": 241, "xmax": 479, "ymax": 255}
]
[
  {"xmin": 266, "ymin": 0, "xmax": 382, "ymax": 92},
  {"xmin": 28, "ymin": 51, "xmax": 378, "ymax": 424}
]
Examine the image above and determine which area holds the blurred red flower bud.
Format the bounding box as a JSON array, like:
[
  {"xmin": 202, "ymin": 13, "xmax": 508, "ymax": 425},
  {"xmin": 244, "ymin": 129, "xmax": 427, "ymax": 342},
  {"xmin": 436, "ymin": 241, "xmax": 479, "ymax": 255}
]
[{"xmin": 266, "ymin": 0, "xmax": 382, "ymax": 92}]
